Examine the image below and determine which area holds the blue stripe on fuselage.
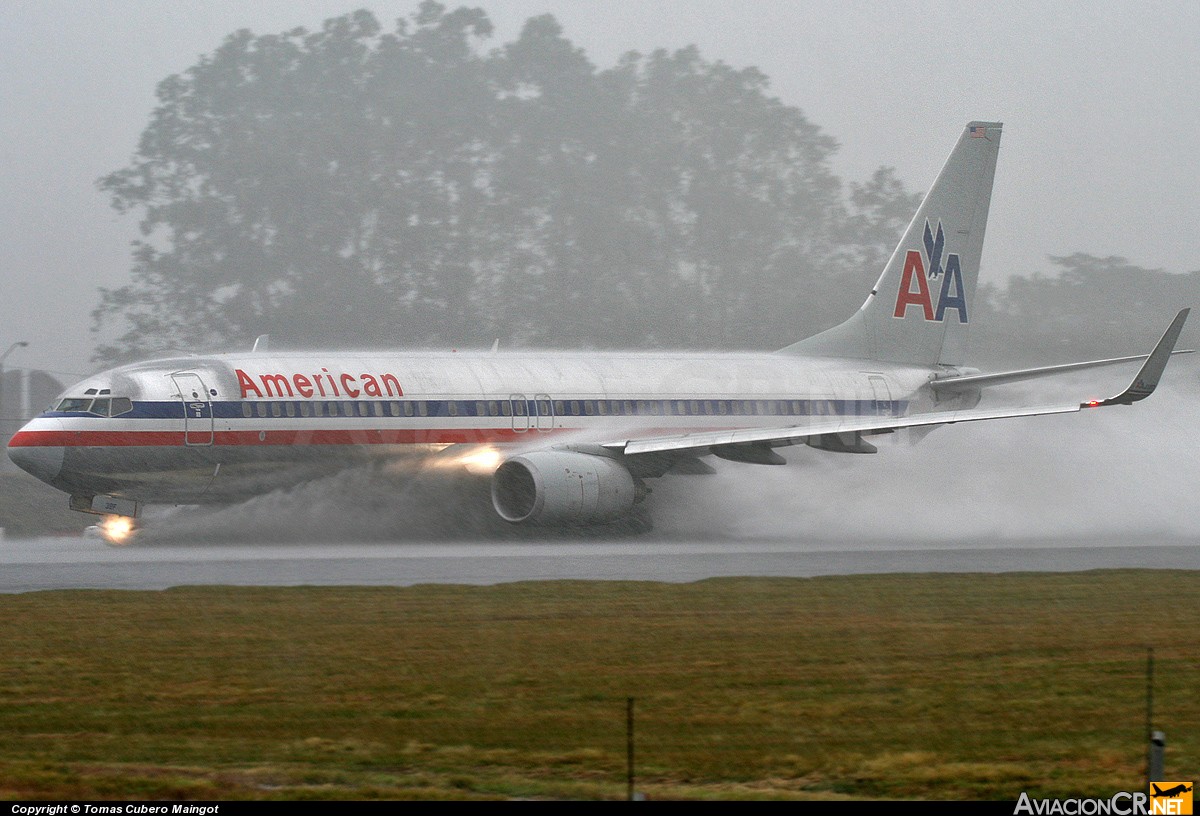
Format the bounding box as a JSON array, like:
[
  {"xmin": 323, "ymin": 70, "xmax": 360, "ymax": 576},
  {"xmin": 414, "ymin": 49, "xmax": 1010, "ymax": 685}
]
[{"xmin": 41, "ymin": 397, "xmax": 908, "ymax": 421}]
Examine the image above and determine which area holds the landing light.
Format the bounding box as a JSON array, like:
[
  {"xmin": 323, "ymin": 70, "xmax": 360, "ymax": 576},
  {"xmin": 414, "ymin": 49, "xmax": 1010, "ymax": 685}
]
[
  {"xmin": 457, "ymin": 447, "xmax": 504, "ymax": 476},
  {"xmin": 427, "ymin": 446, "xmax": 504, "ymax": 475},
  {"xmin": 99, "ymin": 515, "xmax": 135, "ymax": 546}
]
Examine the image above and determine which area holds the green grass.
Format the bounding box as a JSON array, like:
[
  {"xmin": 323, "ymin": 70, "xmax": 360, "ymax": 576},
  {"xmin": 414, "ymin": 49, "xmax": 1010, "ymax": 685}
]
[{"xmin": 0, "ymin": 572, "xmax": 1196, "ymax": 799}]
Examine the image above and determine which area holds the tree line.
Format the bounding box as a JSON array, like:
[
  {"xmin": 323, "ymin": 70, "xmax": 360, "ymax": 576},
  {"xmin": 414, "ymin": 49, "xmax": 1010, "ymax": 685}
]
[{"xmin": 94, "ymin": 3, "xmax": 1197, "ymax": 368}]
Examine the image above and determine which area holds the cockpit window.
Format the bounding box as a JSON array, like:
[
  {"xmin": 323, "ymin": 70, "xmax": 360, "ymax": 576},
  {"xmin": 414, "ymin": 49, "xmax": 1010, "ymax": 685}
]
[{"xmin": 56, "ymin": 396, "xmax": 133, "ymax": 415}]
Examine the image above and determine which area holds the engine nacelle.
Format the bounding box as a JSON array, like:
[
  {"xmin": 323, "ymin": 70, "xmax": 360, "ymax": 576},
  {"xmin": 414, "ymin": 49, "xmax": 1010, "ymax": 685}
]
[{"xmin": 491, "ymin": 451, "xmax": 641, "ymax": 525}]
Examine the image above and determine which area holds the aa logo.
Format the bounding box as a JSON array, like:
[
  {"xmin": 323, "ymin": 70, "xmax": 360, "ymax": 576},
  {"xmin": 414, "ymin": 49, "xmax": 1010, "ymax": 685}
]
[
  {"xmin": 892, "ymin": 219, "xmax": 968, "ymax": 323},
  {"xmin": 1150, "ymin": 782, "xmax": 1193, "ymax": 815}
]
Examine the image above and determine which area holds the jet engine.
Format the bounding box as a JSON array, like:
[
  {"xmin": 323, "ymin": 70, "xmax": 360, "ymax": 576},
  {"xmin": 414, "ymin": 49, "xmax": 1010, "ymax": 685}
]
[{"xmin": 491, "ymin": 451, "xmax": 644, "ymax": 525}]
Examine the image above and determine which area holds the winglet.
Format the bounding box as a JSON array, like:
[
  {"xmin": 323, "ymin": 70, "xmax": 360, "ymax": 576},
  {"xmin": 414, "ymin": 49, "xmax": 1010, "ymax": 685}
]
[{"xmin": 1087, "ymin": 309, "xmax": 1189, "ymax": 407}]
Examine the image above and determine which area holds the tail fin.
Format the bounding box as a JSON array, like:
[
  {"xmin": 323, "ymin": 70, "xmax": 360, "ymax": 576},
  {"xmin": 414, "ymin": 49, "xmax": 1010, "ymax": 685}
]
[{"xmin": 785, "ymin": 121, "xmax": 1002, "ymax": 366}]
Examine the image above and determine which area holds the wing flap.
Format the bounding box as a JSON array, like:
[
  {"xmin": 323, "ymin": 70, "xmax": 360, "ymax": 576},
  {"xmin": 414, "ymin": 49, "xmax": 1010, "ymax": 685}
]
[{"xmin": 607, "ymin": 403, "xmax": 1083, "ymax": 457}]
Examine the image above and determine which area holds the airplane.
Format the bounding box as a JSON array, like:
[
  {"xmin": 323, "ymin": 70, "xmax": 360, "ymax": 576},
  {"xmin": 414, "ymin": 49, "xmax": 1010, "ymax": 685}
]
[
  {"xmin": 6, "ymin": 121, "xmax": 1191, "ymax": 544},
  {"xmin": 1152, "ymin": 784, "xmax": 1193, "ymax": 798}
]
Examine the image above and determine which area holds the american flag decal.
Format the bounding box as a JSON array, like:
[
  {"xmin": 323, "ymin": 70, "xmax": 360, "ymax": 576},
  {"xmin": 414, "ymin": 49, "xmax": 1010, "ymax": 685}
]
[{"xmin": 969, "ymin": 125, "xmax": 987, "ymax": 138}]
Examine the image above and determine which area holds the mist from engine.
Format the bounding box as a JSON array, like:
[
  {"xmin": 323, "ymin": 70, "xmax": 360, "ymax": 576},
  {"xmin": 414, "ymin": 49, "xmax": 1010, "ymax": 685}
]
[{"xmin": 652, "ymin": 377, "xmax": 1200, "ymax": 543}]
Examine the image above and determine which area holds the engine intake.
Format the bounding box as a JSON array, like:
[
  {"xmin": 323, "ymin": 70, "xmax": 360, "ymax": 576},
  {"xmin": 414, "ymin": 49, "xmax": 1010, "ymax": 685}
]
[{"xmin": 491, "ymin": 451, "xmax": 642, "ymax": 524}]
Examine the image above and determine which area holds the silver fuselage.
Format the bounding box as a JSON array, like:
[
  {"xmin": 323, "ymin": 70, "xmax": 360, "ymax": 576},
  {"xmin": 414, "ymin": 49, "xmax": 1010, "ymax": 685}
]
[{"xmin": 7, "ymin": 350, "xmax": 965, "ymax": 505}]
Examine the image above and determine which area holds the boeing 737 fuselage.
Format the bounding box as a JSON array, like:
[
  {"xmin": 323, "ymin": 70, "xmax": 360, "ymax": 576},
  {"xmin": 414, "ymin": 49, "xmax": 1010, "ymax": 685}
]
[{"xmin": 7, "ymin": 122, "xmax": 1190, "ymax": 542}]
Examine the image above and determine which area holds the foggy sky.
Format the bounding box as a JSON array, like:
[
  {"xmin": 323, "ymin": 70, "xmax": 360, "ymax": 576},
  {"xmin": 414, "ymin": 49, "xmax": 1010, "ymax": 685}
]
[{"xmin": 2, "ymin": 0, "xmax": 1198, "ymax": 381}]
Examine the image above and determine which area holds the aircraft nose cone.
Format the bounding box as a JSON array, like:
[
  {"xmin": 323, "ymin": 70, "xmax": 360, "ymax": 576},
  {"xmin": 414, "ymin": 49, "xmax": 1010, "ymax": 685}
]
[{"xmin": 7, "ymin": 420, "xmax": 65, "ymax": 483}]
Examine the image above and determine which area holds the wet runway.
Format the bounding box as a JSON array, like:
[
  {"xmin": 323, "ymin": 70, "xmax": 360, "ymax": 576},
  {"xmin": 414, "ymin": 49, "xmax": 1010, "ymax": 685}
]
[{"xmin": 1, "ymin": 534, "xmax": 1197, "ymax": 593}]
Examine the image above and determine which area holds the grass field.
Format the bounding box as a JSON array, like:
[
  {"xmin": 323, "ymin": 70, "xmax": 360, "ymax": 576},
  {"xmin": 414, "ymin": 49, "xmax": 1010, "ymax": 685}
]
[{"xmin": 0, "ymin": 572, "xmax": 1196, "ymax": 800}]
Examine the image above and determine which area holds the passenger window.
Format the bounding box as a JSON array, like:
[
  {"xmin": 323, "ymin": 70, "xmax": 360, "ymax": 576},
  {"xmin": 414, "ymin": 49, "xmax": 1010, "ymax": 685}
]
[
  {"xmin": 418, "ymin": 402, "xmax": 428, "ymax": 417},
  {"xmin": 374, "ymin": 402, "xmax": 384, "ymax": 417},
  {"xmin": 404, "ymin": 402, "xmax": 413, "ymax": 417},
  {"xmin": 538, "ymin": 400, "xmax": 551, "ymax": 416},
  {"xmin": 314, "ymin": 402, "xmax": 324, "ymax": 417},
  {"xmin": 554, "ymin": 400, "xmax": 564, "ymax": 415},
  {"xmin": 358, "ymin": 403, "xmax": 369, "ymax": 417},
  {"xmin": 256, "ymin": 403, "xmax": 267, "ymax": 418},
  {"xmin": 597, "ymin": 400, "xmax": 608, "ymax": 416},
  {"xmin": 569, "ymin": 401, "xmax": 579, "ymax": 416},
  {"xmin": 110, "ymin": 397, "xmax": 134, "ymax": 416},
  {"xmin": 584, "ymin": 401, "xmax": 594, "ymax": 416},
  {"xmin": 690, "ymin": 400, "xmax": 700, "ymax": 415},
  {"xmin": 501, "ymin": 401, "xmax": 511, "ymax": 417},
  {"xmin": 390, "ymin": 402, "xmax": 400, "ymax": 417},
  {"xmin": 448, "ymin": 401, "xmax": 458, "ymax": 417},
  {"xmin": 271, "ymin": 403, "xmax": 282, "ymax": 418},
  {"xmin": 285, "ymin": 403, "xmax": 296, "ymax": 418},
  {"xmin": 300, "ymin": 403, "xmax": 311, "ymax": 417},
  {"xmin": 488, "ymin": 401, "xmax": 499, "ymax": 417},
  {"xmin": 242, "ymin": 403, "xmax": 253, "ymax": 418},
  {"xmin": 476, "ymin": 401, "xmax": 486, "ymax": 417},
  {"xmin": 515, "ymin": 401, "xmax": 526, "ymax": 416},
  {"xmin": 718, "ymin": 401, "xmax": 728, "ymax": 415}
]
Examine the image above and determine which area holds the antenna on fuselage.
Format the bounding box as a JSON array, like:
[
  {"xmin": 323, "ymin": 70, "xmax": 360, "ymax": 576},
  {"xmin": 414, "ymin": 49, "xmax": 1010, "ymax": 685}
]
[
  {"xmin": 252, "ymin": 334, "xmax": 270, "ymax": 353},
  {"xmin": 491, "ymin": 339, "xmax": 500, "ymax": 353}
]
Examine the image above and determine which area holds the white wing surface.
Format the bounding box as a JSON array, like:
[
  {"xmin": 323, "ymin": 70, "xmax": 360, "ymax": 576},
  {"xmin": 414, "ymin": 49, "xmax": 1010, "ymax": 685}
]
[{"xmin": 605, "ymin": 309, "xmax": 1189, "ymax": 460}]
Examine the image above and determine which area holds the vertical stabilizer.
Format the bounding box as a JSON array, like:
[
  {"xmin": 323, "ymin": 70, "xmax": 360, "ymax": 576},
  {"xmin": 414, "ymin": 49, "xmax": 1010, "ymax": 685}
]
[{"xmin": 785, "ymin": 121, "xmax": 1002, "ymax": 366}]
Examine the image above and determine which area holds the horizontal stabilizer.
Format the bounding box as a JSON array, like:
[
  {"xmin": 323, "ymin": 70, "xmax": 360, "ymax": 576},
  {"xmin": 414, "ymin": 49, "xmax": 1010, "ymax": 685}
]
[{"xmin": 932, "ymin": 310, "xmax": 1192, "ymax": 393}]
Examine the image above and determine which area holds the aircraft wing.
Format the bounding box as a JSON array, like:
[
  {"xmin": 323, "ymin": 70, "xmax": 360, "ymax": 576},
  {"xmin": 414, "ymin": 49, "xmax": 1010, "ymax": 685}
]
[{"xmin": 603, "ymin": 308, "xmax": 1189, "ymax": 459}]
